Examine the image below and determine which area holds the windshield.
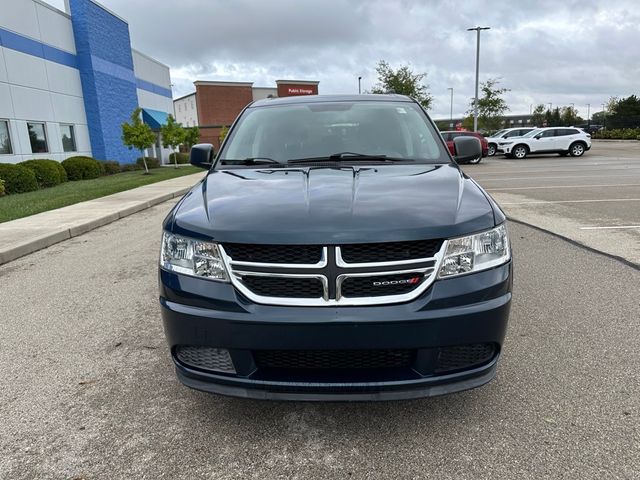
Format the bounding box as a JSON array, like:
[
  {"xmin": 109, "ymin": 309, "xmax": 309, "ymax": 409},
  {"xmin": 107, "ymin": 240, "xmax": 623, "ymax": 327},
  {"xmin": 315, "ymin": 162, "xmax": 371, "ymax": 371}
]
[
  {"xmin": 217, "ymin": 101, "xmax": 448, "ymax": 167},
  {"xmin": 491, "ymin": 129, "xmax": 508, "ymax": 138},
  {"xmin": 523, "ymin": 129, "xmax": 542, "ymax": 138}
]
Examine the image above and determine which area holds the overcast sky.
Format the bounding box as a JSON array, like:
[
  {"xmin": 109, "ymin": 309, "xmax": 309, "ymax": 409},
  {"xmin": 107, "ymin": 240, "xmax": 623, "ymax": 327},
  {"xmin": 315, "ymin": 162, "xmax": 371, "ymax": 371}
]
[{"xmin": 48, "ymin": 0, "xmax": 639, "ymax": 119}]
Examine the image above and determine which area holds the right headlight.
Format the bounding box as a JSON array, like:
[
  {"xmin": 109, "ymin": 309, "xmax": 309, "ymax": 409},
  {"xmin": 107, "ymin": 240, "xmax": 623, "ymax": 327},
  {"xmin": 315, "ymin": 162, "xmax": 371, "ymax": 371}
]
[{"xmin": 438, "ymin": 224, "xmax": 510, "ymax": 278}]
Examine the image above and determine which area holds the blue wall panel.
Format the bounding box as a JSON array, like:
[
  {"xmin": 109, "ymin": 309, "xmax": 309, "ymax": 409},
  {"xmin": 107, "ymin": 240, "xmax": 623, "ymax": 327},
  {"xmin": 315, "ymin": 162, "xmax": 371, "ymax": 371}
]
[{"xmin": 70, "ymin": 0, "xmax": 139, "ymax": 163}]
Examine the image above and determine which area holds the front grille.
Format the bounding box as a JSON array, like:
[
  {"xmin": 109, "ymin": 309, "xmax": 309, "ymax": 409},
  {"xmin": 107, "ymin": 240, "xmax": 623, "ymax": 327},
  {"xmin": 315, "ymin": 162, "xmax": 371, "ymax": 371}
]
[
  {"xmin": 223, "ymin": 243, "xmax": 323, "ymax": 264},
  {"xmin": 341, "ymin": 272, "xmax": 424, "ymax": 297},
  {"xmin": 254, "ymin": 349, "xmax": 415, "ymax": 370},
  {"xmin": 241, "ymin": 276, "xmax": 324, "ymax": 298},
  {"xmin": 340, "ymin": 239, "xmax": 443, "ymax": 263},
  {"xmin": 435, "ymin": 343, "xmax": 496, "ymax": 373},
  {"xmin": 175, "ymin": 346, "xmax": 236, "ymax": 373}
]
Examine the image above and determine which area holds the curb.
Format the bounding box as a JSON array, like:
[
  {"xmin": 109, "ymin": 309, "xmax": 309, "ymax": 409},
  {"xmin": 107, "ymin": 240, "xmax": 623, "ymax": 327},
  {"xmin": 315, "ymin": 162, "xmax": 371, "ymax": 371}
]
[{"xmin": 0, "ymin": 181, "xmax": 197, "ymax": 266}]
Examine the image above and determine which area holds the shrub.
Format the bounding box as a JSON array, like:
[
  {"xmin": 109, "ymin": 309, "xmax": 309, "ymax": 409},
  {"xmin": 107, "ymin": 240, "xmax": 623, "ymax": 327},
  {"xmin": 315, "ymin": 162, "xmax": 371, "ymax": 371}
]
[
  {"xmin": 19, "ymin": 159, "xmax": 66, "ymax": 188},
  {"xmin": 0, "ymin": 178, "xmax": 4, "ymax": 196},
  {"xmin": 100, "ymin": 160, "xmax": 121, "ymax": 175},
  {"xmin": 0, "ymin": 163, "xmax": 39, "ymax": 194},
  {"xmin": 169, "ymin": 152, "xmax": 190, "ymax": 164},
  {"xmin": 137, "ymin": 157, "xmax": 160, "ymax": 169},
  {"xmin": 120, "ymin": 163, "xmax": 143, "ymax": 172},
  {"xmin": 62, "ymin": 156, "xmax": 104, "ymax": 180},
  {"xmin": 593, "ymin": 127, "xmax": 640, "ymax": 139}
]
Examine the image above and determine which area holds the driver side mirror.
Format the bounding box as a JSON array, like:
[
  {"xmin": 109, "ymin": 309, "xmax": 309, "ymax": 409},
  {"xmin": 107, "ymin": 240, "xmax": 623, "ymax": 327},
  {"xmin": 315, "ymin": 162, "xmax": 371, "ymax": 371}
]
[
  {"xmin": 453, "ymin": 136, "xmax": 482, "ymax": 163},
  {"xmin": 534, "ymin": 134, "xmax": 542, "ymax": 139},
  {"xmin": 190, "ymin": 143, "xmax": 215, "ymax": 169}
]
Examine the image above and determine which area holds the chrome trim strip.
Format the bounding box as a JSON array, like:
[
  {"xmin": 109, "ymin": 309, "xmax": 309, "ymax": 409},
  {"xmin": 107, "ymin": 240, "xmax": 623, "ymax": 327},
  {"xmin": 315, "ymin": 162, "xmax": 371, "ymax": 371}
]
[
  {"xmin": 335, "ymin": 246, "xmax": 438, "ymax": 268},
  {"xmin": 225, "ymin": 246, "xmax": 327, "ymax": 269}
]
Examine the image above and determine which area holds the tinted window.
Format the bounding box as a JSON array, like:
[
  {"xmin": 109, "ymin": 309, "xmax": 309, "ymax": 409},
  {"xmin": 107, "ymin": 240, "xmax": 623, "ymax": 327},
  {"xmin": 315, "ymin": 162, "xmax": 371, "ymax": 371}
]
[
  {"xmin": 564, "ymin": 129, "xmax": 580, "ymax": 135},
  {"xmin": 220, "ymin": 101, "xmax": 448, "ymax": 165},
  {"xmin": 505, "ymin": 130, "xmax": 521, "ymax": 138},
  {"xmin": 0, "ymin": 120, "xmax": 12, "ymax": 155},
  {"xmin": 540, "ymin": 130, "xmax": 556, "ymax": 138},
  {"xmin": 60, "ymin": 124, "xmax": 77, "ymax": 152},
  {"xmin": 27, "ymin": 123, "xmax": 48, "ymax": 153}
]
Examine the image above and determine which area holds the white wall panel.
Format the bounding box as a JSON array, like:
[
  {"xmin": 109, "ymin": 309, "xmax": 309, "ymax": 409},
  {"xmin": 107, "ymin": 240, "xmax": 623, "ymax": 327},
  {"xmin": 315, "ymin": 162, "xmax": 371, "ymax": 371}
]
[
  {"xmin": 0, "ymin": 0, "xmax": 40, "ymax": 40},
  {"xmin": 35, "ymin": 3, "xmax": 76, "ymax": 54},
  {"xmin": 0, "ymin": 82, "xmax": 15, "ymax": 118},
  {"xmin": 46, "ymin": 61, "xmax": 83, "ymax": 97},
  {"xmin": 0, "ymin": 48, "xmax": 7, "ymax": 83},
  {"xmin": 10, "ymin": 84, "xmax": 54, "ymax": 121},
  {"xmin": 4, "ymin": 49, "xmax": 48, "ymax": 90},
  {"xmin": 132, "ymin": 50, "xmax": 171, "ymax": 87},
  {"xmin": 73, "ymin": 123, "xmax": 91, "ymax": 153},
  {"xmin": 137, "ymin": 89, "xmax": 173, "ymax": 113},
  {"xmin": 50, "ymin": 92, "xmax": 86, "ymax": 124}
]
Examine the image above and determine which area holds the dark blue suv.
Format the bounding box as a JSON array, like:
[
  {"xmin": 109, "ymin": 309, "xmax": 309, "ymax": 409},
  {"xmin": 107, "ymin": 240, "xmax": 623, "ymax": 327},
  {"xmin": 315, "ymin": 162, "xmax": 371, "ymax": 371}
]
[{"xmin": 159, "ymin": 94, "xmax": 512, "ymax": 400}]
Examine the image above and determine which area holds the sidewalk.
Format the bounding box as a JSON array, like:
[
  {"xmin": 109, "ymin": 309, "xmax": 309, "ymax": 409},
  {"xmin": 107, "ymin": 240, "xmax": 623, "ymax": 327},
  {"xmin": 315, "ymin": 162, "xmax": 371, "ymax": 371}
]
[{"xmin": 0, "ymin": 172, "xmax": 205, "ymax": 265}]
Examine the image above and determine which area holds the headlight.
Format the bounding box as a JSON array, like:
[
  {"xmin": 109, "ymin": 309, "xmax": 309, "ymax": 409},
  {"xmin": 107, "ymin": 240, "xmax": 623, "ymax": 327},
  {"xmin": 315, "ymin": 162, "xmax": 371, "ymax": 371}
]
[
  {"xmin": 160, "ymin": 232, "xmax": 229, "ymax": 281},
  {"xmin": 438, "ymin": 224, "xmax": 510, "ymax": 278}
]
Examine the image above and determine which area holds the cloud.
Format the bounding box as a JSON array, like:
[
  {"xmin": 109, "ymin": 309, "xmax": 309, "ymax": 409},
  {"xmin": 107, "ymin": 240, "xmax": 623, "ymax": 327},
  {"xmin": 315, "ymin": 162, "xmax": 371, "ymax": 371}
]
[{"xmin": 46, "ymin": 0, "xmax": 640, "ymax": 119}]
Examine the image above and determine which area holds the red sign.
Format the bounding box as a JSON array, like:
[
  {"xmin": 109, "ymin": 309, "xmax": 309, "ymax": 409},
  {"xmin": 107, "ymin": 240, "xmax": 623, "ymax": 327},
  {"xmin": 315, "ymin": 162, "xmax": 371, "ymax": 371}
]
[{"xmin": 287, "ymin": 87, "xmax": 314, "ymax": 95}]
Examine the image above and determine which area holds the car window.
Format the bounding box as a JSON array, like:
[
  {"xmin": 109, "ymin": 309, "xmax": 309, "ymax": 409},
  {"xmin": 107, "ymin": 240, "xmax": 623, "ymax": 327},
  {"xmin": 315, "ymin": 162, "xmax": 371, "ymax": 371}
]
[
  {"xmin": 565, "ymin": 129, "xmax": 580, "ymax": 135},
  {"xmin": 540, "ymin": 130, "xmax": 556, "ymax": 138},
  {"xmin": 220, "ymin": 101, "xmax": 448, "ymax": 165},
  {"xmin": 441, "ymin": 132, "xmax": 451, "ymax": 141},
  {"xmin": 505, "ymin": 130, "xmax": 521, "ymax": 138}
]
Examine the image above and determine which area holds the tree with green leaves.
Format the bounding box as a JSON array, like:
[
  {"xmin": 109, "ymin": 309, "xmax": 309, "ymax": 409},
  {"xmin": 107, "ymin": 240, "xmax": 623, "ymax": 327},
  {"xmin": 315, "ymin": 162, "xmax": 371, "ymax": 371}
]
[
  {"xmin": 560, "ymin": 106, "xmax": 582, "ymax": 126},
  {"xmin": 370, "ymin": 60, "xmax": 433, "ymax": 109},
  {"xmin": 122, "ymin": 107, "xmax": 156, "ymax": 174},
  {"xmin": 531, "ymin": 104, "xmax": 546, "ymax": 127},
  {"xmin": 466, "ymin": 78, "xmax": 510, "ymax": 131},
  {"xmin": 160, "ymin": 114, "xmax": 186, "ymax": 168},
  {"xmin": 606, "ymin": 95, "xmax": 640, "ymax": 128},
  {"xmin": 219, "ymin": 125, "xmax": 229, "ymax": 145},
  {"xmin": 184, "ymin": 126, "xmax": 200, "ymax": 150}
]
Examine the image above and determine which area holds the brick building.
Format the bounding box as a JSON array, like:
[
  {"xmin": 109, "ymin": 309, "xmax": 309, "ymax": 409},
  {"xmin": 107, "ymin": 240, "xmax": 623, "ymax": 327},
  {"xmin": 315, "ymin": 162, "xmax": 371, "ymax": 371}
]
[{"xmin": 174, "ymin": 79, "xmax": 319, "ymax": 147}]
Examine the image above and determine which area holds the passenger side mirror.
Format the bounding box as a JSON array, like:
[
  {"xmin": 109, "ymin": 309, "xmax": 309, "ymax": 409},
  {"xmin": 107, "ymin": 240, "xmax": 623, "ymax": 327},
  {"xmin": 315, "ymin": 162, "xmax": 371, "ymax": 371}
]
[
  {"xmin": 190, "ymin": 143, "xmax": 215, "ymax": 169},
  {"xmin": 453, "ymin": 136, "xmax": 482, "ymax": 163}
]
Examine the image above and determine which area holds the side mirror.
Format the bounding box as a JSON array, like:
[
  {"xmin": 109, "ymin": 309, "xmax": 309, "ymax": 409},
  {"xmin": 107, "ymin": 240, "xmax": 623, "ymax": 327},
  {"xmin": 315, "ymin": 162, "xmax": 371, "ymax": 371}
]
[
  {"xmin": 453, "ymin": 136, "xmax": 482, "ymax": 163},
  {"xmin": 190, "ymin": 143, "xmax": 214, "ymax": 169},
  {"xmin": 534, "ymin": 134, "xmax": 542, "ymax": 139}
]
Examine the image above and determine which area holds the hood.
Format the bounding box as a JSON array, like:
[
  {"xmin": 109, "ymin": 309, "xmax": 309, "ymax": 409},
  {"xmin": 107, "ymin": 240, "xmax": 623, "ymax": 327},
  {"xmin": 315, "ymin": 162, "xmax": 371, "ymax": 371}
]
[{"xmin": 167, "ymin": 164, "xmax": 496, "ymax": 244}]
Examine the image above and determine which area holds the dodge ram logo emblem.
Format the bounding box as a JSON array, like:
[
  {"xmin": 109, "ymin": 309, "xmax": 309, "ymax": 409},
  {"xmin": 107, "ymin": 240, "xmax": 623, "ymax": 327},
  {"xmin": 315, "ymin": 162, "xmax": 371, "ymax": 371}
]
[{"xmin": 373, "ymin": 277, "xmax": 421, "ymax": 287}]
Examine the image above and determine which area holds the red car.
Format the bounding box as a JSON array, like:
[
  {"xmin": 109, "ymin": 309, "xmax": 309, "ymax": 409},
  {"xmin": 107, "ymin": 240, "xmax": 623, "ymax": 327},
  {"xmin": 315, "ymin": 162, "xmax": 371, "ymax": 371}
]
[{"xmin": 440, "ymin": 131, "xmax": 488, "ymax": 164}]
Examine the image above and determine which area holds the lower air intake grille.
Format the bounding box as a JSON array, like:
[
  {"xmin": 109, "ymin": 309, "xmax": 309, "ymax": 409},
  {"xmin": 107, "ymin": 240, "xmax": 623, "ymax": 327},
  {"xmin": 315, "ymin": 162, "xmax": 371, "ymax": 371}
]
[
  {"xmin": 253, "ymin": 349, "xmax": 414, "ymax": 370},
  {"xmin": 175, "ymin": 346, "xmax": 236, "ymax": 373},
  {"xmin": 435, "ymin": 343, "xmax": 496, "ymax": 373},
  {"xmin": 241, "ymin": 276, "xmax": 324, "ymax": 298}
]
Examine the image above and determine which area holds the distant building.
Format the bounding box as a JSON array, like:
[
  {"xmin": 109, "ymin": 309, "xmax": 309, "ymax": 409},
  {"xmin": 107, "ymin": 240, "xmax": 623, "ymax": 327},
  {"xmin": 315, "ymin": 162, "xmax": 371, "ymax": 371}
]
[
  {"xmin": 0, "ymin": 0, "xmax": 173, "ymax": 164},
  {"xmin": 174, "ymin": 80, "xmax": 319, "ymax": 148}
]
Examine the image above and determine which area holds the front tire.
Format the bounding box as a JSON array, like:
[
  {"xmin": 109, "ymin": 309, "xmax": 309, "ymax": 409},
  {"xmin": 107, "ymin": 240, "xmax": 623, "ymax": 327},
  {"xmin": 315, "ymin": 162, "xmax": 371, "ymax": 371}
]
[
  {"xmin": 488, "ymin": 144, "xmax": 497, "ymax": 156},
  {"xmin": 512, "ymin": 145, "xmax": 528, "ymax": 159},
  {"xmin": 570, "ymin": 142, "xmax": 586, "ymax": 157}
]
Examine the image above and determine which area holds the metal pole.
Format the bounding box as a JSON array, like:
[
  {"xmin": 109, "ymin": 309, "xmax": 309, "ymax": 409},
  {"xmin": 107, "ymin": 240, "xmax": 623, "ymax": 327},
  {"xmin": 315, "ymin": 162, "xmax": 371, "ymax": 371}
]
[
  {"xmin": 358, "ymin": 76, "xmax": 362, "ymax": 95},
  {"xmin": 587, "ymin": 103, "xmax": 590, "ymax": 125},
  {"xmin": 602, "ymin": 103, "xmax": 606, "ymax": 128},
  {"xmin": 447, "ymin": 87, "xmax": 453, "ymax": 123},
  {"xmin": 467, "ymin": 26, "xmax": 490, "ymax": 132}
]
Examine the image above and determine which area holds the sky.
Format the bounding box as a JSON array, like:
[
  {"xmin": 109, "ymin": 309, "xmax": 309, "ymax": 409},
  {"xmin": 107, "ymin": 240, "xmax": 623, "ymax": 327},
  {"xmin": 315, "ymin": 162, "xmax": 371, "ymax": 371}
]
[{"xmin": 47, "ymin": 0, "xmax": 640, "ymax": 120}]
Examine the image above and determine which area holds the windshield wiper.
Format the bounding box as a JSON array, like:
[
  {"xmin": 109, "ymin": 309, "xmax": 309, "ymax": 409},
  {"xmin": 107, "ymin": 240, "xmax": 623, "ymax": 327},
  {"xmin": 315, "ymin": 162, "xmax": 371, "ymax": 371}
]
[
  {"xmin": 287, "ymin": 152, "xmax": 405, "ymax": 164},
  {"xmin": 219, "ymin": 157, "xmax": 284, "ymax": 166}
]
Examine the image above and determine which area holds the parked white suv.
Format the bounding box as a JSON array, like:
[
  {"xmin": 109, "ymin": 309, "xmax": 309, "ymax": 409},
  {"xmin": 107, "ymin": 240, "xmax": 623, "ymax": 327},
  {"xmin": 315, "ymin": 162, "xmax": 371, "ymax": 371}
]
[
  {"xmin": 486, "ymin": 127, "xmax": 536, "ymax": 156},
  {"xmin": 499, "ymin": 127, "xmax": 591, "ymax": 159}
]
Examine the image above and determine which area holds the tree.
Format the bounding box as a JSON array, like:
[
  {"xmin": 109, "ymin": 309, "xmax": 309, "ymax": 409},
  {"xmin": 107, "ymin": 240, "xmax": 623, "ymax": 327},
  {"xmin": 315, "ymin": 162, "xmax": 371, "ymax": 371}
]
[
  {"xmin": 160, "ymin": 114, "xmax": 186, "ymax": 168},
  {"xmin": 531, "ymin": 104, "xmax": 546, "ymax": 127},
  {"xmin": 219, "ymin": 125, "xmax": 229, "ymax": 145},
  {"xmin": 184, "ymin": 126, "xmax": 200, "ymax": 150},
  {"xmin": 121, "ymin": 107, "xmax": 156, "ymax": 174},
  {"xmin": 607, "ymin": 95, "xmax": 640, "ymax": 128},
  {"xmin": 465, "ymin": 78, "xmax": 510, "ymax": 131},
  {"xmin": 560, "ymin": 106, "xmax": 582, "ymax": 126},
  {"xmin": 370, "ymin": 60, "xmax": 433, "ymax": 109}
]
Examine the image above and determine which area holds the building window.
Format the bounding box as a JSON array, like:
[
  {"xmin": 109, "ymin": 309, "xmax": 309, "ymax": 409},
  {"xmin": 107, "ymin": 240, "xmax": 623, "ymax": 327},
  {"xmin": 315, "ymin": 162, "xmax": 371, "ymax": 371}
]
[
  {"xmin": 60, "ymin": 124, "xmax": 77, "ymax": 152},
  {"xmin": 0, "ymin": 120, "xmax": 12, "ymax": 155},
  {"xmin": 27, "ymin": 122, "xmax": 48, "ymax": 153}
]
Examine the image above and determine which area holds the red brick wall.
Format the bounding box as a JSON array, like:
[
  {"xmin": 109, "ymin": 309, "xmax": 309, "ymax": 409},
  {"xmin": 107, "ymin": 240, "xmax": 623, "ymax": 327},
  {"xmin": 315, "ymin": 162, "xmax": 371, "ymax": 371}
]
[
  {"xmin": 277, "ymin": 83, "xmax": 318, "ymax": 97},
  {"xmin": 195, "ymin": 84, "xmax": 253, "ymax": 127}
]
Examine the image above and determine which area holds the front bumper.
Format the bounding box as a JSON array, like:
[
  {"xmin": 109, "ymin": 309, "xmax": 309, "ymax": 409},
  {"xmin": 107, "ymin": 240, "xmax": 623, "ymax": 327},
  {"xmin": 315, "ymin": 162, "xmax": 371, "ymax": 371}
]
[{"xmin": 160, "ymin": 262, "xmax": 512, "ymax": 401}]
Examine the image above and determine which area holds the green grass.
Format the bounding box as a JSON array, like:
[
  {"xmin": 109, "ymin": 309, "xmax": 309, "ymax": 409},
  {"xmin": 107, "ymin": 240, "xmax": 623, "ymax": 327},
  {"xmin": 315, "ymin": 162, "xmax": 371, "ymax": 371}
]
[{"xmin": 0, "ymin": 166, "xmax": 202, "ymax": 223}]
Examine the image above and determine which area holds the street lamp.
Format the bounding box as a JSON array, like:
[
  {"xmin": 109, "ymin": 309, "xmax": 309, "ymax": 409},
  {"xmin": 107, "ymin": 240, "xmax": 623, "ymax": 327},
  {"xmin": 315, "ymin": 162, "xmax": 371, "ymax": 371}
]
[
  {"xmin": 467, "ymin": 26, "xmax": 490, "ymax": 132},
  {"xmin": 358, "ymin": 76, "xmax": 362, "ymax": 95},
  {"xmin": 587, "ymin": 103, "xmax": 591, "ymax": 125},
  {"xmin": 447, "ymin": 87, "xmax": 454, "ymax": 123},
  {"xmin": 548, "ymin": 102, "xmax": 552, "ymax": 111},
  {"xmin": 602, "ymin": 103, "xmax": 606, "ymax": 128}
]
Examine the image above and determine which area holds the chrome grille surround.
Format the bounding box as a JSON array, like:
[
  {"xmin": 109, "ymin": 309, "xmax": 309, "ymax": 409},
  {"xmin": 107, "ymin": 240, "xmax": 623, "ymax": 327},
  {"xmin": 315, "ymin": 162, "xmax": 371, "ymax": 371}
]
[{"xmin": 220, "ymin": 242, "xmax": 446, "ymax": 307}]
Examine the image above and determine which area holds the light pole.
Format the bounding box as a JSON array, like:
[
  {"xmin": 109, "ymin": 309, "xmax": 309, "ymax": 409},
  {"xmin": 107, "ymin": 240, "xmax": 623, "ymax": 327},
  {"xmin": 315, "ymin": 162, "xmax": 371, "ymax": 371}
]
[
  {"xmin": 447, "ymin": 87, "xmax": 454, "ymax": 124},
  {"xmin": 529, "ymin": 104, "xmax": 533, "ymax": 115},
  {"xmin": 587, "ymin": 103, "xmax": 590, "ymax": 126},
  {"xmin": 467, "ymin": 26, "xmax": 490, "ymax": 132},
  {"xmin": 602, "ymin": 103, "xmax": 606, "ymax": 128},
  {"xmin": 548, "ymin": 103, "xmax": 552, "ymax": 112},
  {"xmin": 358, "ymin": 76, "xmax": 362, "ymax": 95}
]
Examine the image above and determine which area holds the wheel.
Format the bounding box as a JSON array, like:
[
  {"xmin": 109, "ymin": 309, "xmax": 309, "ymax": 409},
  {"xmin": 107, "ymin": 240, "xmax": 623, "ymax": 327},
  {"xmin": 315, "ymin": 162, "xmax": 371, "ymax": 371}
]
[
  {"xmin": 468, "ymin": 155, "xmax": 482, "ymax": 164},
  {"xmin": 487, "ymin": 144, "xmax": 497, "ymax": 156},
  {"xmin": 570, "ymin": 142, "xmax": 585, "ymax": 157},
  {"xmin": 512, "ymin": 144, "xmax": 528, "ymax": 159}
]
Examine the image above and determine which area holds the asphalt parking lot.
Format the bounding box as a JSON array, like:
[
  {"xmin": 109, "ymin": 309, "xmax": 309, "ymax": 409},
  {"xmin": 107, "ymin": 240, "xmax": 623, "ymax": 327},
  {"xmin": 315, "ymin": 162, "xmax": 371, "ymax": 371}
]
[
  {"xmin": 0, "ymin": 141, "xmax": 638, "ymax": 479},
  {"xmin": 462, "ymin": 140, "xmax": 640, "ymax": 266}
]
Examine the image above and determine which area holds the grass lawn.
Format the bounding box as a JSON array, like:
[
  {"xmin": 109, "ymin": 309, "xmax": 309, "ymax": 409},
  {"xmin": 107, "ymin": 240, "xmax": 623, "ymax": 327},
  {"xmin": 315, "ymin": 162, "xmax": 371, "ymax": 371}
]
[{"xmin": 0, "ymin": 166, "xmax": 202, "ymax": 223}]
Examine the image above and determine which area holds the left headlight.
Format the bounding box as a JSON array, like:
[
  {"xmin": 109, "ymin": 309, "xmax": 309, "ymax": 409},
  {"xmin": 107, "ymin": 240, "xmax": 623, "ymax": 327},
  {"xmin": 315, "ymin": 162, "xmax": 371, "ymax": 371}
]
[
  {"xmin": 160, "ymin": 232, "xmax": 229, "ymax": 281},
  {"xmin": 438, "ymin": 224, "xmax": 510, "ymax": 278}
]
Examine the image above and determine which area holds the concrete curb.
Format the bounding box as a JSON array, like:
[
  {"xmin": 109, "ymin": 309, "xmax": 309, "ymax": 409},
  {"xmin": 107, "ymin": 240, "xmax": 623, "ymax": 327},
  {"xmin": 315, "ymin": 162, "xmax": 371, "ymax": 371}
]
[{"xmin": 0, "ymin": 173, "xmax": 204, "ymax": 266}]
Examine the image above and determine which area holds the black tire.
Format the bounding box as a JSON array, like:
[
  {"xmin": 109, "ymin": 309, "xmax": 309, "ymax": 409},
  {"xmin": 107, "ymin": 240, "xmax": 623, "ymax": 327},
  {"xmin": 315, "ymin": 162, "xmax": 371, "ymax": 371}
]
[
  {"xmin": 512, "ymin": 144, "xmax": 528, "ymax": 159},
  {"xmin": 570, "ymin": 142, "xmax": 586, "ymax": 157},
  {"xmin": 487, "ymin": 144, "xmax": 497, "ymax": 156}
]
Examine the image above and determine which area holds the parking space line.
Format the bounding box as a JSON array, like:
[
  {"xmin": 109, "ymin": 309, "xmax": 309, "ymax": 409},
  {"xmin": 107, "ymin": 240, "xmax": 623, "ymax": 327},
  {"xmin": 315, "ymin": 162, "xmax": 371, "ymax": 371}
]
[
  {"xmin": 487, "ymin": 183, "xmax": 640, "ymax": 191},
  {"xmin": 500, "ymin": 198, "xmax": 640, "ymax": 205},
  {"xmin": 476, "ymin": 174, "xmax": 640, "ymax": 181},
  {"xmin": 579, "ymin": 225, "xmax": 640, "ymax": 230}
]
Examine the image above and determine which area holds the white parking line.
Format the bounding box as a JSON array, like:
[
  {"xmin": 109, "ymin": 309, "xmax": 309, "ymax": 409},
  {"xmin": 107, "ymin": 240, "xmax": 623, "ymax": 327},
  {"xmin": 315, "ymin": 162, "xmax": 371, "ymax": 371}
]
[
  {"xmin": 500, "ymin": 198, "xmax": 640, "ymax": 205},
  {"xmin": 579, "ymin": 225, "xmax": 640, "ymax": 230},
  {"xmin": 476, "ymin": 174, "xmax": 640, "ymax": 181},
  {"xmin": 487, "ymin": 183, "xmax": 640, "ymax": 191}
]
